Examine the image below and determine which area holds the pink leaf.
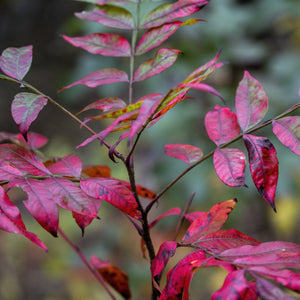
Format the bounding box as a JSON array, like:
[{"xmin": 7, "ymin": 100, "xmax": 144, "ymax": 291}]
[
  {"xmin": 63, "ymin": 33, "xmax": 131, "ymax": 57},
  {"xmin": 0, "ymin": 186, "xmax": 47, "ymax": 251},
  {"xmin": 165, "ymin": 144, "xmax": 203, "ymax": 165},
  {"xmin": 7, "ymin": 178, "xmax": 59, "ymax": 237},
  {"xmin": 272, "ymin": 116, "xmax": 300, "ymax": 155},
  {"xmin": 0, "ymin": 132, "xmax": 48, "ymax": 149},
  {"xmin": 47, "ymin": 154, "xmax": 82, "ymax": 178},
  {"xmin": 160, "ymin": 250, "xmax": 206, "ymax": 300},
  {"xmin": 0, "ymin": 161, "xmax": 24, "ymax": 181},
  {"xmin": 75, "ymin": 5, "xmax": 134, "ymax": 29},
  {"xmin": 149, "ymin": 207, "xmax": 181, "ymax": 229},
  {"xmin": 61, "ymin": 68, "xmax": 128, "ymax": 90},
  {"xmin": 151, "ymin": 241, "xmax": 177, "ymax": 282},
  {"xmin": 134, "ymin": 48, "xmax": 180, "ymax": 82},
  {"xmin": 235, "ymin": 71, "xmax": 268, "ymax": 132},
  {"xmin": 0, "ymin": 45, "xmax": 32, "ymax": 80},
  {"xmin": 213, "ymin": 148, "xmax": 246, "ymax": 187},
  {"xmin": 80, "ymin": 178, "xmax": 141, "ymax": 219},
  {"xmin": 141, "ymin": 0, "xmax": 208, "ymax": 29},
  {"xmin": 204, "ymin": 105, "xmax": 240, "ymax": 146},
  {"xmin": 195, "ymin": 229, "xmax": 260, "ymax": 254},
  {"xmin": 11, "ymin": 93, "xmax": 47, "ymax": 136},
  {"xmin": 136, "ymin": 21, "xmax": 182, "ymax": 55},
  {"xmin": 184, "ymin": 211, "xmax": 206, "ymax": 223},
  {"xmin": 0, "ymin": 144, "xmax": 51, "ymax": 176},
  {"xmin": 182, "ymin": 199, "xmax": 237, "ymax": 243},
  {"xmin": 243, "ymin": 134, "xmax": 278, "ymax": 211}
]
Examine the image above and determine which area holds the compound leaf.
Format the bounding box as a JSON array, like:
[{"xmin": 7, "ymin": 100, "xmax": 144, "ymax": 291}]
[{"xmin": 165, "ymin": 144, "xmax": 203, "ymax": 165}]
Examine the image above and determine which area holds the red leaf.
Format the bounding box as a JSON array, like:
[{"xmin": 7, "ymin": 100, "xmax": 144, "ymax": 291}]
[
  {"xmin": 11, "ymin": 93, "xmax": 47, "ymax": 136},
  {"xmin": 80, "ymin": 178, "xmax": 141, "ymax": 219},
  {"xmin": 63, "ymin": 33, "xmax": 131, "ymax": 57},
  {"xmin": 134, "ymin": 48, "xmax": 180, "ymax": 82},
  {"xmin": 165, "ymin": 144, "xmax": 203, "ymax": 165},
  {"xmin": 90, "ymin": 255, "xmax": 131, "ymax": 299},
  {"xmin": 160, "ymin": 250, "xmax": 206, "ymax": 300},
  {"xmin": 213, "ymin": 148, "xmax": 246, "ymax": 187},
  {"xmin": 47, "ymin": 154, "xmax": 82, "ymax": 178},
  {"xmin": 0, "ymin": 186, "xmax": 47, "ymax": 250},
  {"xmin": 235, "ymin": 71, "xmax": 268, "ymax": 132},
  {"xmin": 0, "ymin": 132, "xmax": 48, "ymax": 149},
  {"xmin": 118, "ymin": 180, "xmax": 157, "ymax": 200},
  {"xmin": 149, "ymin": 207, "xmax": 181, "ymax": 228},
  {"xmin": 194, "ymin": 229, "xmax": 260, "ymax": 254},
  {"xmin": 151, "ymin": 241, "xmax": 177, "ymax": 282},
  {"xmin": 141, "ymin": 0, "xmax": 208, "ymax": 29},
  {"xmin": 75, "ymin": 5, "xmax": 135, "ymax": 30},
  {"xmin": 184, "ymin": 211, "xmax": 206, "ymax": 223},
  {"xmin": 204, "ymin": 105, "xmax": 240, "ymax": 146},
  {"xmin": 7, "ymin": 178, "xmax": 59, "ymax": 237},
  {"xmin": 0, "ymin": 161, "xmax": 24, "ymax": 181},
  {"xmin": 182, "ymin": 199, "xmax": 237, "ymax": 243},
  {"xmin": 243, "ymin": 134, "xmax": 278, "ymax": 211},
  {"xmin": 61, "ymin": 68, "xmax": 128, "ymax": 90},
  {"xmin": 272, "ymin": 116, "xmax": 300, "ymax": 155},
  {"xmin": 212, "ymin": 270, "xmax": 256, "ymax": 300},
  {"xmin": 0, "ymin": 45, "xmax": 32, "ymax": 81}
]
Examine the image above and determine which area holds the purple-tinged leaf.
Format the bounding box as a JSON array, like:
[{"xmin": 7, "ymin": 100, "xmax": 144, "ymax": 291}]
[
  {"xmin": 212, "ymin": 270, "xmax": 255, "ymax": 300},
  {"xmin": 182, "ymin": 199, "xmax": 237, "ymax": 243},
  {"xmin": 11, "ymin": 93, "xmax": 47, "ymax": 136},
  {"xmin": 0, "ymin": 132, "xmax": 48, "ymax": 149},
  {"xmin": 45, "ymin": 177, "xmax": 99, "ymax": 218},
  {"xmin": 47, "ymin": 154, "xmax": 82, "ymax": 178},
  {"xmin": 61, "ymin": 68, "xmax": 128, "ymax": 90},
  {"xmin": 134, "ymin": 48, "xmax": 180, "ymax": 82},
  {"xmin": 250, "ymin": 266, "xmax": 300, "ymax": 293},
  {"xmin": 7, "ymin": 178, "xmax": 59, "ymax": 237},
  {"xmin": 63, "ymin": 33, "xmax": 131, "ymax": 57},
  {"xmin": 0, "ymin": 161, "xmax": 24, "ymax": 181},
  {"xmin": 75, "ymin": 5, "xmax": 135, "ymax": 30},
  {"xmin": 184, "ymin": 211, "xmax": 206, "ymax": 223},
  {"xmin": 136, "ymin": 21, "xmax": 182, "ymax": 55},
  {"xmin": 160, "ymin": 250, "xmax": 206, "ymax": 300},
  {"xmin": 151, "ymin": 241, "xmax": 177, "ymax": 282},
  {"xmin": 0, "ymin": 186, "xmax": 47, "ymax": 251},
  {"xmin": 243, "ymin": 134, "xmax": 278, "ymax": 211},
  {"xmin": 256, "ymin": 277, "xmax": 296, "ymax": 300},
  {"xmin": 77, "ymin": 97, "xmax": 126, "ymax": 115},
  {"xmin": 80, "ymin": 178, "xmax": 141, "ymax": 219},
  {"xmin": 0, "ymin": 45, "xmax": 32, "ymax": 81},
  {"xmin": 235, "ymin": 71, "xmax": 268, "ymax": 132},
  {"xmin": 195, "ymin": 229, "xmax": 260, "ymax": 255},
  {"xmin": 205, "ymin": 105, "xmax": 240, "ymax": 146},
  {"xmin": 165, "ymin": 144, "xmax": 203, "ymax": 165},
  {"xmin": 149, "ymin": 207, "xmax": 181, "ymax": 228},
  {"xmin": 141, "ymin": 0, "xmax": 208, "ymax": 29},
  {"xmin": 272, "ymin": 116, "xmax": 300, "ymax": 155},
  {"xmin": 0, "ymin": 144, "xmax": 51, "ymax": 176},
  {"xmin": 213, "ymin": 148, "xmax": 246, "ymax": 187}
]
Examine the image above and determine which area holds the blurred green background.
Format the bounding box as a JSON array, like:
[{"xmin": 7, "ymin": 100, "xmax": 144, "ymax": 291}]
[{"xmin": 0, "ymin": 0, "xmax": 300, "ymax": 299}]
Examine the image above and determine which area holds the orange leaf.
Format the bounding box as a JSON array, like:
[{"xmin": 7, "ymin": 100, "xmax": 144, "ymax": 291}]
[{"xmin": 82, "ymin": 165, "xmax": 111, "ymax": 178}]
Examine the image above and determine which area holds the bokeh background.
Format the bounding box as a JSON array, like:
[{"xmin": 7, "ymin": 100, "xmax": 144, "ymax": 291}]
[{"xmin": 1, "ymin": 0, "xmax": 300, "ymax": 299}]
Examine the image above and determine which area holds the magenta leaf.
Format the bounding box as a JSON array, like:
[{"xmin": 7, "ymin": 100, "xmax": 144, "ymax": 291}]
[
  {"xmin": 11, "ymin": 93, "xmax": 47, "ymax": 136},
  {"xmin": 182, "ymin": 199, "xmax": 237, "ymax": 243},
  {"xmin": 165, "ymin": 144, "xmax": 203, "ymax": 165},
  {"xmin": 184, "ymin": 211, "xmax": 206, "ymax": 223},
  {"xmin": 151, "ymin": 241, "xmax": 177, "ymax": 282},
  {"xmin": 47, "ymin": 154, "xmax": 82, "ymax": 178},
  {"xmin": 63, "ymin": 33, "xmax": 131, "ymax": 57},
  {"xmin": 235, "ymin": 71, "xmax": 268, "ymax": 132},
  {"xmin": 149, "ymin": 207, "xmax": 181, "ymax": 229},
  {"xmin": 0, "ymin": 161, "xmax": 24, "ymax": 181},
  {"xmin": 134, "ymin": 48, "xmax": 180, "ymax": 82},
  {"xmin": 0, "ymin": 45, "xmax": 33, "ymax": 81},
  {"xmin": 243, "ymin": 134, "xmax": 278, "ymax": 211},
  {"xmin": 272, "ymin": 116, "xmax": 300, "ymax": 155},
  {"xmin": 213, "ymin": 148, "xmax": 246, "ymax": 187},
  {"xmin": 205, "ymin": 105, "xmax": 240, "ymax": 146},
  {"xmin": 212, "ymin": 270, "xmax": 254, "ymax": 300},
  {"xmin": 0, "ymin": 186, "xmax": 47, "ymax": 251},
  {"xmin": 7, "ymin": 178, "xmax": 59, "ymax": 237},
  {"xmin": 75, "ymin": 5, "xmax": 135, "ymax": 30},
  {"xmin": 194, "ymin": 229, "xmax": 260, "ymax": 254},
  {"xmin": 141, "ymin": 0, "xmax": 208, "ymax": 29},
  {"xmin": 61, "ymin": 68, "xmax": 128, "ymax": 90},
  {"xmin": 160, "ymin": 250, "xmax": 206, "ymax": 300},
  {"xmin": 80, "ymin": 178, "xmax": 141, "ymax": 219}
]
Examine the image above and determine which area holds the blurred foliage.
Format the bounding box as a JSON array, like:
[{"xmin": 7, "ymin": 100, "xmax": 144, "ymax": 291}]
[{"xmin": 0, "ymin": 0, "xmax": 300, "ymax": 299}]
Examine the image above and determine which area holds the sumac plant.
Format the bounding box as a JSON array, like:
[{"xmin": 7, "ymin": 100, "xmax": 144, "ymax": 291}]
[{"xmin": 0, "ymin": 0, "xmax": 300, "ymax": 299}]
